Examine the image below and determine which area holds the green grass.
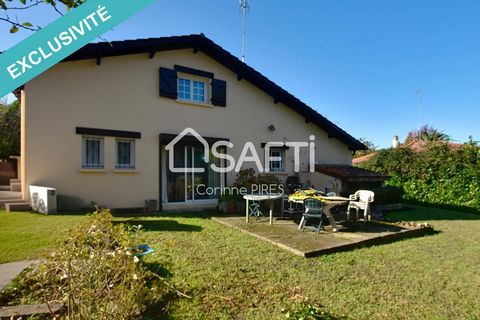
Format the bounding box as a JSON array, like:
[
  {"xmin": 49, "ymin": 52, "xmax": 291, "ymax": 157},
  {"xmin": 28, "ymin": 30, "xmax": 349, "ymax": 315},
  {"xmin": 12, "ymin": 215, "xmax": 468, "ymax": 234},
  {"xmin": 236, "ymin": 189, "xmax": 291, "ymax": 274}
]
[
  {"xmin": 0, "ymin": 212, "xmax": 84, "ymax": 263},
  {"xmin": 1, "ymin": 207, "xmax": 480, "ymax": 319}
]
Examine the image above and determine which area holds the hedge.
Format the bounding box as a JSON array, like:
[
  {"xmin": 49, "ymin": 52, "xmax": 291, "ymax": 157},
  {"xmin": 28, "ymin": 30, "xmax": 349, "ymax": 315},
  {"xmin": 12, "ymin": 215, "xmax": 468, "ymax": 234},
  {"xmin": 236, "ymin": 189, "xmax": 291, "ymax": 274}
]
[{"xmin": 358, "ymin": 140, "xmax": 480, "ymax": 212}]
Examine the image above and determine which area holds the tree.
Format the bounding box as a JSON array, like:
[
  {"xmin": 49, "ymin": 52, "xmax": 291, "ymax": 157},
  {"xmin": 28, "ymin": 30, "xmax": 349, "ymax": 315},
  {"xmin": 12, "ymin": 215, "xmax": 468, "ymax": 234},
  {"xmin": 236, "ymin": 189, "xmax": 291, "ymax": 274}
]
[
  {"xmin": 0, "ymin": 100, "xmax": 20, "ymax": 160},
  {"xmin": 420, "ymin": 129, "xmax": 450, "ymax": 142},
  {"xmin": 354, "ymin": 138, "xmax": 378, "ymax": 158},
  {"xmin": 405, "ymin": 124, "xmax": 450, "ymax": 145},
  {"xmin": 0, "ymin": 0, "xmax": 85, "ymax": 33}
]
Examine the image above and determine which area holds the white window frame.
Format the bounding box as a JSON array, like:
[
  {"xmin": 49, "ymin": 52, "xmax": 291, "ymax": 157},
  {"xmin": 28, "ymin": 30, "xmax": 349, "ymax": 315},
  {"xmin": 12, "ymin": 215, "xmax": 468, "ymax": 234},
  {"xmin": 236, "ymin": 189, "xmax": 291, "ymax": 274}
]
[
  {"xmin": 177, "ymin": 73, "xmax": 209, "ymax": 104},
  {"xmin": 81, "ymin": 136, "xmax": 104, "ymax": 168},
  {"xmin": 115, "ymin": 139, "xmax": 135, "ymax": 169},
  {"xmin": 269, "ymin": 148, "xmax": 285, "ymax": 173}
]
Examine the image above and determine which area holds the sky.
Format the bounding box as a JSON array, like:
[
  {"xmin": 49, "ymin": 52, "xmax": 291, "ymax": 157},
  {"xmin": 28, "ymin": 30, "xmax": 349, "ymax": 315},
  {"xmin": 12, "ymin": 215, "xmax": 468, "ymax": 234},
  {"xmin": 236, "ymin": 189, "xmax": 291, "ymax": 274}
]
[{"xmin": 1, "ymin": 0, "xmax": 479, "ymax": 148}]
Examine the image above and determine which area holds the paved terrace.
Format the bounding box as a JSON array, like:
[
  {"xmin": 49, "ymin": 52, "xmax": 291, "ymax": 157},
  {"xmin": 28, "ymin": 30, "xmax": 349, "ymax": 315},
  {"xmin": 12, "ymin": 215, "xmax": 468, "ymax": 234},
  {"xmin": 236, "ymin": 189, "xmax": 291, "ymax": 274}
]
[{"xmin": 212, "ymin": 216, "xmax": 434, "ymax": 257}]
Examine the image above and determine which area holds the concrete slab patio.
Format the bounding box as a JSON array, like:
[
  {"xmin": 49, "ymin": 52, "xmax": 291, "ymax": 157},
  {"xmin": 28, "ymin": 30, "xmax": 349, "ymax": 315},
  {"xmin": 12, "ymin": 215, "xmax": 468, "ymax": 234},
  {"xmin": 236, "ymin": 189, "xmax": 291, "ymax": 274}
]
[{"xmin": 212, "ymin": 216, "xmax": 435, "ymax": 257}]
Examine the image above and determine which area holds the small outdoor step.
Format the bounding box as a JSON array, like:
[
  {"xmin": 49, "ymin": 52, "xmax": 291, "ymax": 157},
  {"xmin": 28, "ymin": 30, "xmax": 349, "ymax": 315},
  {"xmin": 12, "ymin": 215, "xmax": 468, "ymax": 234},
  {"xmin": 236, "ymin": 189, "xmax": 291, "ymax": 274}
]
[
  {"xmin": 0, "ymin": 302, "xmax": 62, "ymax": 318},
  {"xmin": 0, "ymin": 199, "xmax": 24, "ymax": 209},
  {"xmin": 0, "ymin": 198, "xmax": 24, "ymax": 204},
  {"xmin": 0, "ymin": 185, "xmax": 10, "ymax": 191},
  {"xmin": 0, "ymin": 190, "xmax": 21, "ymax": 198},
  {"xmin": 5, "ymin": 202, "xmax": 31, "ymax": 212},
  {"xmin": 10, "ymin": 182, "xmax": 21, "ymax": 192}
]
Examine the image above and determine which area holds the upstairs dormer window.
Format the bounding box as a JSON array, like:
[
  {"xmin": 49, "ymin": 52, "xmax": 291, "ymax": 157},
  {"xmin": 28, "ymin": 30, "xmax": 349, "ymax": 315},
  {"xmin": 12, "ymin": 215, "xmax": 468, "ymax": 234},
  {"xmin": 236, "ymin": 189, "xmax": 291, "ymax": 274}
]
[
  {"xmin": 159, "ymin": 66, "xmax": 227, "ymax": 107},
  {"xmin": 178, "ymin": 77, "xmax": 208, "ymax": 103}
]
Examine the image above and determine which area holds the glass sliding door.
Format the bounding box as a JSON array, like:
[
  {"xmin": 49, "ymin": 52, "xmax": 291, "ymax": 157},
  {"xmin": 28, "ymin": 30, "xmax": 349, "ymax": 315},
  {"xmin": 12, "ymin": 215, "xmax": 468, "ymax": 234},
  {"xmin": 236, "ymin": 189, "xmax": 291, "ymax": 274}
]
[
  {"xmin": 166, "ymin": 145, "xmax": 222, "ymax": 203},
  {"xmin": 186, "ymin": 146, "xmax": 194, "ymax": 201},
  {"xmin": 166, "ymin": 146, "xmax": 186, "ymax": 202},
  {"xmin": 193, "ymin": 146, "xmax": 221, "ymax": 200}
]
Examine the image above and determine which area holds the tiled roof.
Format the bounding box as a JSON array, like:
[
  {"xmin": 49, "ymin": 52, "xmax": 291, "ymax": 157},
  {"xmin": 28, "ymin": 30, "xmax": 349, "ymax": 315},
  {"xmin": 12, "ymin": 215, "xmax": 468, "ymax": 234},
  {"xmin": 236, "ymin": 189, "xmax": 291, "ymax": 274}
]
[
  {"xmin": 316, "ymin": 164, "xmax": 388, "ymax": 183},
  {"xmin": 352, "ymin": 152, "xmax": 377, "ymax": 165}
]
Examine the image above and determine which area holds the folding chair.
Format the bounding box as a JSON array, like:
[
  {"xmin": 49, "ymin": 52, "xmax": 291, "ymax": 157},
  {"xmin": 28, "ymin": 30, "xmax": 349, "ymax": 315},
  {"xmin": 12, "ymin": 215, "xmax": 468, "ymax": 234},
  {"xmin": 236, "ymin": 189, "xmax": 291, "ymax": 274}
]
[
  {"xmin": 282, "ymin": 194, "xmax": 303, "ymax": 217},
  {"xmin": 248, "ymin": 201, "xmax": 263, "ymax": 219},
  {"xmin": 298, "ymin": 198, "xmax": 324, "ymax": 233}
]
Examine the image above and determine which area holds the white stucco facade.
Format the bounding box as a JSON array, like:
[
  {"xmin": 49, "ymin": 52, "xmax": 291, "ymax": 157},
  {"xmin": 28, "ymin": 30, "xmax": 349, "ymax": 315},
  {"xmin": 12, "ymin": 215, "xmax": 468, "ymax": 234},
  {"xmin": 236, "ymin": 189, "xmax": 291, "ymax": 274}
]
[{"xmin": 20, "ymin": 41, "xmax": 358, "ymax": 210}]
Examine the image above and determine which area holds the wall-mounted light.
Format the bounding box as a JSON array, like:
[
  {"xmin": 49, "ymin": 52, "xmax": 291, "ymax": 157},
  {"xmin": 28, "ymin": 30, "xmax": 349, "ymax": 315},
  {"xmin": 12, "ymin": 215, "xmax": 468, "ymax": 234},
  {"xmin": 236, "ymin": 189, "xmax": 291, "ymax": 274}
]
[{"xmin": 268, "ymin": 124, "xmax": 276, "ymax": 132}]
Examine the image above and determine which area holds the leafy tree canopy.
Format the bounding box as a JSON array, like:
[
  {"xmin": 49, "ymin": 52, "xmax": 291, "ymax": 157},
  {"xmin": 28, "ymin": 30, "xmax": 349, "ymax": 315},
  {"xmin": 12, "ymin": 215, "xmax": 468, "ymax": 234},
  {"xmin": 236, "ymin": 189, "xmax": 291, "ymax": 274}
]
[
  {"xmin": 405, "ymin": 124, "xmax": 450, "ymax": 145},
  {"xmin": 0, "ymin": 100, "xmax": 20, "ymax": 160},
  {"xmin": 0, "ymin": 0, "xmax": 85, "ymax": 33},
  {"xmin": 354, "ymin": 138, "xmax": 378, "ymax": 158}
]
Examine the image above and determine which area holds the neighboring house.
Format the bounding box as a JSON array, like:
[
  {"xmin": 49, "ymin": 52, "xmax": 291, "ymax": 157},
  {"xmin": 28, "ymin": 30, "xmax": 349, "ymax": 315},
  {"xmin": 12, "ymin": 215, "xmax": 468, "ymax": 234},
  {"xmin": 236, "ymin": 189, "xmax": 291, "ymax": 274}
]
[
  {"xmin": 18, "ymin": 34, "xmax": 366, "ymax": 211},
  {"xmin": 352, "ymin": 153, "xmax": 377, "ymax": 165},
  {"xmin": 353, "ymin": 140, "xmax": 465, "ymax": 165},
  {"xmin": 407, "ymin": 140, "xmax": 464, "ymax": 152}
]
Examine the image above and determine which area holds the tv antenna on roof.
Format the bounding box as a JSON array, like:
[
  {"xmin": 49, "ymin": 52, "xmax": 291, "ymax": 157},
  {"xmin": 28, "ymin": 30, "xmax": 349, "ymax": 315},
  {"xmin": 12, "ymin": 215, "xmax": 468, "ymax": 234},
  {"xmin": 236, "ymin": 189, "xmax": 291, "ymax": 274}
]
[
  {"xmin": 416, "ymin": 89, "xmax": 423, "ymax": 132},
  {"xmin": 239, "ymin": 0, "xmax": 249, "ymax": 62}
]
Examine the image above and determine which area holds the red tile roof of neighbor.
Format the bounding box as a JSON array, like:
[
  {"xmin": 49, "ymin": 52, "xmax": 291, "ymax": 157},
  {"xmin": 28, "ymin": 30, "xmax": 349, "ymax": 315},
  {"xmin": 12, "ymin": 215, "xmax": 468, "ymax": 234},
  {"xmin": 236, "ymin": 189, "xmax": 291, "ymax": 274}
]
[
  {"xmin": 352, "ymin": 141, "xmax": 467, "ymax": 165},
  {"xmin": 352, "ymin": 153, "xmax": 377, "ymax": 165},
  {"xmin": 407, "ymin": 140, "xmax": 464, "ymax": 152},
  {"xmin": 315, "ymin": 164, "xmax": 389, "ymax": 183}
]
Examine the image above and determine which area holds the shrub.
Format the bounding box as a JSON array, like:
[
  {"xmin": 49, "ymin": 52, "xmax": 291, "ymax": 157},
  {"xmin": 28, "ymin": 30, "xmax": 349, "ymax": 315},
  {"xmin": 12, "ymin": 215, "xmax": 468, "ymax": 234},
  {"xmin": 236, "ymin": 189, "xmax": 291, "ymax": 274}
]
[
  {"xmin": 0, "ymin": 101, "xmax": 20, "ymax": 160},
  {"xmin": 233, "ymin": 168, "xmax": 257, "ymax": 190},
  {"xmin": 341, "ymin": 185, "xmax": 404, "ymax": 205},
  {"xmin": 359, "ymin": 140, "xmax": 480, "ymax": 211},
  {"xmin": 1, "ymin": 209, "xmax": 169, "ymax": 319},
  {"xmin": 233, "ymin": 168, "xmax": 282, "ymax": 192},
  {"xmin": 228, "ymin": 168, "xmax": 283, "ymax": 212}
]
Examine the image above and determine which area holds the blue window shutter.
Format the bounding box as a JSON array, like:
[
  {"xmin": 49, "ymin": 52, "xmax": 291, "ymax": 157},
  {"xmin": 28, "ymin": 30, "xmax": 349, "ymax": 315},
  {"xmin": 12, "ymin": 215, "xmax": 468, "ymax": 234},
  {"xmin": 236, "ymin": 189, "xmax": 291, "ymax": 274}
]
[
  {"xmin": 211, "ymin": 79, "xmax": 227, "ymax": 107},
  {"xmin": 159, "ymin": 67, "xmax": 178, "ymax": 99}
]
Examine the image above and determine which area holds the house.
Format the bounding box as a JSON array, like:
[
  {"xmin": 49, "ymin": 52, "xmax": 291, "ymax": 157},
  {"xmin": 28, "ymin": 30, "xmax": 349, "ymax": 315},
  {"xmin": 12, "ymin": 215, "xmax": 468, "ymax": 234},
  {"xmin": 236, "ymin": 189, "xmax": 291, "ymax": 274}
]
[
  {"xmin": 352, "ymin": 153, "xmax": 377, "ymax": 165},
  {"xmin": 17, "ymin": 34, "xmax": 366, "ymax": 211}
]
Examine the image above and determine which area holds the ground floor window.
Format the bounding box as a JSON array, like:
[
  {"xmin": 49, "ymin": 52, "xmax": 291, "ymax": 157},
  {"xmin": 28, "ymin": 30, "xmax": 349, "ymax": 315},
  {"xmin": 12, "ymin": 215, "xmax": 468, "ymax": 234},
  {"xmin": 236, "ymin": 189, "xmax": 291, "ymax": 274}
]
[
  {"xmin": 82, "ymin": 136, "xmax": 104, "ymax": 168},
  {"xmin": 269, "ymin": 147, "xmax": 285, "ymax": 172},
  {"xmin": 116, "ymin": 139, "xmax": 135, "ymax": 169}
]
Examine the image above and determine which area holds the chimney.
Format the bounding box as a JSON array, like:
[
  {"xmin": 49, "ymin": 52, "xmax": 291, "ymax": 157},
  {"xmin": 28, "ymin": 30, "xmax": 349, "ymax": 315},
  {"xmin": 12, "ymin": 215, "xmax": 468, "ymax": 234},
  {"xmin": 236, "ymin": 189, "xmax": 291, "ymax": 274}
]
[{"xmin": 392, "ymin": 135, "xmax": 400, "ymax": 149}]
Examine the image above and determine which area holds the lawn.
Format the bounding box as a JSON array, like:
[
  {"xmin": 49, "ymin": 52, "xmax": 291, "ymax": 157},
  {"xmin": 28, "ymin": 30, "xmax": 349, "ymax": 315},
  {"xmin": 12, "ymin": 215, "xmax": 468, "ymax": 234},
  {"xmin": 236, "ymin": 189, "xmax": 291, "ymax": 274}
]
[
  {"xmin": 1, "ymin": 207, "xmax": 480, "ymax": 319},
  {"xmin": 0, "ymin": 212, "xmax": 84, "ymax": 263}
]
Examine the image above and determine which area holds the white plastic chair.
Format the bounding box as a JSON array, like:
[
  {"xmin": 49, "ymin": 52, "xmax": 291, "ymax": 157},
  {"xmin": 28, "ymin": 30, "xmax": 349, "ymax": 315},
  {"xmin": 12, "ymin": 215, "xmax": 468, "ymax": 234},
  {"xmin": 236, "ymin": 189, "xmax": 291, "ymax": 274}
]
[{"xmin": 347, "ymin": 190, "xmax": 375, "ymax": 221}]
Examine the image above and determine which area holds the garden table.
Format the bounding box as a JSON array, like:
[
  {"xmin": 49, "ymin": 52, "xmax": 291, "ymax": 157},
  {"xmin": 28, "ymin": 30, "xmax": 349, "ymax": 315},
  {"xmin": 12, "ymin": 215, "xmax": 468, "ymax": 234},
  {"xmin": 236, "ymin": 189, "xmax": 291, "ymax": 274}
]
[
  {"xmin": 244, "ymin": 193, "xmax": 284, "ymax": 225},
  {"xmin": 288, "ymin": 191, "xmax": 349, "ymax": 232},
  {"xmin": 317, "ymin": 196, "xmax": 349, "ymax": 232}
]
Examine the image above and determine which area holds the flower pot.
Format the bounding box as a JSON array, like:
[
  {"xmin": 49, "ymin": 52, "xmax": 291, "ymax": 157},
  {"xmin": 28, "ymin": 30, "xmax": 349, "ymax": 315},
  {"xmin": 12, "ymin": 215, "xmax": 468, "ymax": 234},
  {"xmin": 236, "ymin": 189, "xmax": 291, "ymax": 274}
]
[
  {"xmin": 225, "ymin": 201, "xmax": 237, "ymax": 214},
  {"xmin": 220, "ymin": 202, "xmax": 228, "ymax": 213},
  {"xmin": 236, "ymin": 201, "xmax": 245, "ymax": 213}
]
